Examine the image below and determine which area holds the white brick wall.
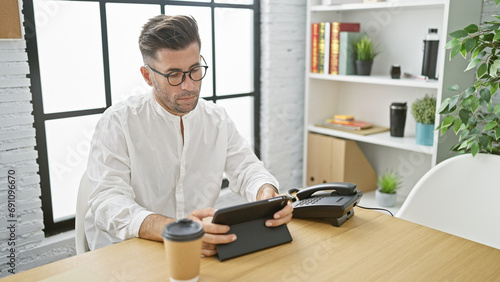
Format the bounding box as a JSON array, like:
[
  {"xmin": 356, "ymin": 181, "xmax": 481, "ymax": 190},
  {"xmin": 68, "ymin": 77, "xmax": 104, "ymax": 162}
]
[
  {"xmin": 0, "ymin": 3, "xmax": 75, "ymax": 277},
  {"xmin": 260, "ymin": 0, "xmax": 307, "ymax": 191},
  {"xmin": 0, "ymin": 37, "xmax": 45, "ymax": 276}
]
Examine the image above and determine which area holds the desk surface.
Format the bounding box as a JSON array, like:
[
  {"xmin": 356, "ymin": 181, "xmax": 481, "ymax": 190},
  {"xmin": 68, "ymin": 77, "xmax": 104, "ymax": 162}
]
[{"xmin": 4, "ymin": 208, "xmax": 500, "ymax": 281}]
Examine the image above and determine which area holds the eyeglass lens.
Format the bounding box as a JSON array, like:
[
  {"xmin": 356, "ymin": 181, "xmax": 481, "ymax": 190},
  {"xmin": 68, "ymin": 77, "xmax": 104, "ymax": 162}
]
[{"xmin": 168, "ymin": 66, "xmax": 207, "ymax": 86}]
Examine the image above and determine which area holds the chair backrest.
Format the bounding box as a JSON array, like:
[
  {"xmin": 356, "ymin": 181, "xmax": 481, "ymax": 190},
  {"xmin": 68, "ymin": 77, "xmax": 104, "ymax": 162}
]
[
  {"xmin": 75, "ymin": 171, "xmax": 91, "ymax": 254},
  {"xmin": 396, "ymin": 153, "xmax": 500, "ymax": 249}
]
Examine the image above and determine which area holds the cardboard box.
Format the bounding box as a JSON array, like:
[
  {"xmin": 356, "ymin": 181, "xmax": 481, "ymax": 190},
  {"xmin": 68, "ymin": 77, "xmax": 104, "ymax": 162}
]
[{"xmin": 307, "ymin": 133, "xmax": 376, "ymax": 192}]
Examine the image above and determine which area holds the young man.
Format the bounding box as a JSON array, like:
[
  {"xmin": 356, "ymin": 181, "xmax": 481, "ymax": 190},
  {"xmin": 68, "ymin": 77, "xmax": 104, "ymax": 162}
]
[{"xmin": 84, "ymin": 15, "xmax": 293, "ymax": 255}]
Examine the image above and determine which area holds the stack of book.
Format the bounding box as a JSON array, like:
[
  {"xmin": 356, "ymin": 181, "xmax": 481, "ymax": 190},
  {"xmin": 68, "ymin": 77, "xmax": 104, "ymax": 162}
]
[
  {"xmin": 311, "ymin": 22, "xmax": 363, "ymax": 75},
  {"xmin": 321, "ymin": 115, "xmax": 373, "ymax": 131}
]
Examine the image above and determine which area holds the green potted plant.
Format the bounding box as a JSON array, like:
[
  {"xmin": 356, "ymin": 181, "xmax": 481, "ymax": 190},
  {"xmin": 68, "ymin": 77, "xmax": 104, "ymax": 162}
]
[
  {"xmin": 437, "ymin": 2, "xmax": 500, "ymax": 156},
  {"xmin": 411, "ymin": 94, "xmax": 437, "ymax": 146},
  {"xmin": 376, "ymin": 170, "xmax": 402, "ymax": 207},
  {"xmin": 354, "ymin": 35, "xmax": 379, "ymax": 75}
]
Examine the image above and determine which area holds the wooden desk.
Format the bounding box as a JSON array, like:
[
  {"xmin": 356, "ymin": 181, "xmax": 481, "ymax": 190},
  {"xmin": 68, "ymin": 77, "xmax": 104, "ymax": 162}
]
[{"xmin": 4, "ymin": 208, "xmax": 500, "ymax": 281}]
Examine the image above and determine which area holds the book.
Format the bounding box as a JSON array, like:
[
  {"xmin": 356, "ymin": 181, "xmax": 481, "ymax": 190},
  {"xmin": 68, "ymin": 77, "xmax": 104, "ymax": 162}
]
[
  {"xmin": 338, "ymin": 32, "xmax": 364, "ymax": 75},
  {"xmin": 329, "ymin": 22, "xmax": 360, "ymax": 75},
  {"xmin": 318, "ymin": 22, "xmax": 326, "ymax": 73},
  {"xmin": 323, "ymin": 119, "xmax": 373, "ymax": 130},
  {"xmin": 334, "ymin": 114, "xmax": 354, "ymax": 122},
  {"xmin": 311, "ymin": 23, "xmax": 320, "ymax": 73},
  {"xmin": 323, "ymin": 22, "xmax": 331, "ymax": 74}
]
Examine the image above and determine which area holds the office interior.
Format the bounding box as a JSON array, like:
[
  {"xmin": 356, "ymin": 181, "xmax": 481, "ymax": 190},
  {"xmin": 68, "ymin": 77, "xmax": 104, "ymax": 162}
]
[{"xmin": 0, "ymin": 0, "xmax": 499, "ymax": 279}]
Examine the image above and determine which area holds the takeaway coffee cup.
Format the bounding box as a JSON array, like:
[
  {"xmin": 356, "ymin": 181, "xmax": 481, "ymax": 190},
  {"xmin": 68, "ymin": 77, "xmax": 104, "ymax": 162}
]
[{"xmin": 162, "ymin": 219, "xmax": 204, "ymax": 282}]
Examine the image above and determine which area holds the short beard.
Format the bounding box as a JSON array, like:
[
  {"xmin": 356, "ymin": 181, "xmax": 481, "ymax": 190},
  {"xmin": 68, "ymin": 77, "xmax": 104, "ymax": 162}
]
[{"xmin": 151, "ymin": 76, "xmax": 200, "ymax": 116}]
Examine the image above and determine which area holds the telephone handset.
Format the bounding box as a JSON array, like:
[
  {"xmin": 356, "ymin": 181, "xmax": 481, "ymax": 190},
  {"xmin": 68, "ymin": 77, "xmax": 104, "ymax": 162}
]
[{"xmin": 287, "ymin": 182, "xmax": 362, "ymax": 227}]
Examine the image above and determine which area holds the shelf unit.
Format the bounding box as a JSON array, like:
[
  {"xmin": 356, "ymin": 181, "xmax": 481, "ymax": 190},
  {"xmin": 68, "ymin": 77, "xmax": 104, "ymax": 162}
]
[{"xmin": 303, "ymin": 0, "xmax": 482, "ymax": 199}]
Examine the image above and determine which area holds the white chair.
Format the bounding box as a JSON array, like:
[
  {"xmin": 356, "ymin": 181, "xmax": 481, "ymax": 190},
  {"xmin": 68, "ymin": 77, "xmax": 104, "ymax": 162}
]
[
  {"xmin": 75, "ymin": 171, "xmax": 91, "ymax": 254},
  {"xmin": 396, "ymin": 153, "xmax": 500, "ymax": 249}
]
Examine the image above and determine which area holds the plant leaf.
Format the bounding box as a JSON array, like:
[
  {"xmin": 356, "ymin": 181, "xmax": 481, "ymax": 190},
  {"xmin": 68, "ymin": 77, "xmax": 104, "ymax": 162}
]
[
  {"xmin": 484, "ymin": 121, "xmax": 498, "ymax": 131},
  {"xmin": 459, "ymin": 108, "xmax": 470, "ymax": 124},
  {"xmin": 491, "ymin": 82, "xmax": 499, "ymax": 96},
  {"xmin": 464, "ymin": 24, "xmax": 479, "ymax": 34},
  {"xmin": 438, "ymin": 97, "xmax": 450, "ymax": 114},
  {"xmin": 494, "ymin": 103, "xmax": 500, "ymax": 115},
  {"xmin": 493, "ymin": 59, "xmax": 500, "ymax": 73},
  {"xmin": 470, "ymin": 141, "xmax": 479, "ymax": 156},
  {"xmin": 464, "ymin": 38, "xmax": 477, "ymax": 53},
  {"xmin": 490, "ymin": 63, "xmax": 498, "ymax": 77},
  {"xmin": 458, "ymin": 140, "xmax": 468, "ymax": 150},
  {"xmin": 496, "ymin": 0, "xmax": 500, "ymax": 6},
  {"xmin": 473, "ymin": 50, "xmax": 487, "ymax": 59},
  {"xmin": 453, "ymin": 117, "xmax": 462, "ymax": 134},
  {"xmin": 462, "ymin": 95, "xmax": 473, "ymax": 107},
  {"xmin": 477, "ymin": 63, "xmax": 488, "ymax": 78},
  {"xmin": 447, "ymin": 84, "xmax": 460, "ymax": 92},
  {"xmin": 449, "ymin": 94, "xmax": 460, "ymax": 109},
  {"xmin": 482, "ymin": 33, "xmax": 495, "ymax": 42},
  {"xmin": 470, "ymin": 97, "xmax": 480, "ymax": 113},
  {"xmin": 440, "ymin": 125, "xmax": 449, "ymax": 135},
  {"xmin": 442, "ymin": 115, "xmax": 455, "ymax": 128},
  {"xmin": 494, "ymin": 30, "xmax": 500, "ymax": 41},
  {"xmin": 496, "ymin": 128, "xmax": 500, "ymax": 140},
  {"xmin": 480, "ymin": 88, "xmax": 492, "ymax": 103},
  {"xmin": 460, "ymin": 128, "xmax": 470, "ymax": 141},
  {"xmin": 444, "ymin": 38, "xmax": 459, "ymax": 49},
  {"xmin": 464, "ymin": 86, "xmax": 476, "ymax": 97},
  {"xmin": 479, "ymin": 135, "xmax": 490, "ymax": 148},
  {"xmin": 466, "ymin": 58, "xmax": 481, "ymax": 71},
  {"xmin": 460, "ymin": 44, "xmax": 467, "ymax": 58},
  {"xmin": 450, "ymin": 44, "xmax": 462, "ymax": 59},
  {"xmin": 449, "ymin": 29, "xmax": 468, "ymax": 38}
]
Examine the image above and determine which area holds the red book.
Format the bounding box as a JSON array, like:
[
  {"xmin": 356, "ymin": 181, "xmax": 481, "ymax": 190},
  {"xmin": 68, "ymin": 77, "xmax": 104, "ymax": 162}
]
[
  {"xmin": 329, "ymin": 22, "xmax": 360, "ymax": 75},
  {"xmin": 311, "ymin": 23, "xmax": 320, "ymax": 73}
]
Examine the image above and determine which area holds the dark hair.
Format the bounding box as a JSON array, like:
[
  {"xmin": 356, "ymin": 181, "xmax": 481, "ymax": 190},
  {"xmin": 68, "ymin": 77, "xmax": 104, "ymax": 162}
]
[{"xmin": 138, "ymin": 15, "xmax": 201, "ymax": 64}]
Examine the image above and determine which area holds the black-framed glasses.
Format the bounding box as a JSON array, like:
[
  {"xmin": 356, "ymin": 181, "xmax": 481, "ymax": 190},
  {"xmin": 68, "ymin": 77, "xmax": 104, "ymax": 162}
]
[{"xmin": 146, "ymin": 56, "xmax": 209, "ymax": 86}]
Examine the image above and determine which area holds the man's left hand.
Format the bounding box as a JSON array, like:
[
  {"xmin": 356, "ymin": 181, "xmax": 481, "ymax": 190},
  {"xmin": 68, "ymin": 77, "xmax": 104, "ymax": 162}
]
[{"xmin": 257, "ymin": 184, "xmax": 293, "ymax": 227}]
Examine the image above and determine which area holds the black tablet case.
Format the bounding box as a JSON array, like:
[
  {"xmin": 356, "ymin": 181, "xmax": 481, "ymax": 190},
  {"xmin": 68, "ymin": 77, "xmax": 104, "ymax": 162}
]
[{"xmin": 213, "ymin": 197, "xmax": 293, "ymax": 261}]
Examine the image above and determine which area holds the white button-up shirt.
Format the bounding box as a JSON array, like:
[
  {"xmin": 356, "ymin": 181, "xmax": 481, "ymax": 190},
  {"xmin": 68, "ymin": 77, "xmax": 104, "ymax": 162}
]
[{"xmin": 84, "ymin": 92, "xmax": 278, "ymax": 250}]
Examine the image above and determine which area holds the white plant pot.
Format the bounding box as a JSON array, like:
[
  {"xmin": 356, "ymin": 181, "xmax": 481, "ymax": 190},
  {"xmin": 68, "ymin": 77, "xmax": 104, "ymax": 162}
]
[{"xmin": 376, "ymin": 190, "xmax": 397, "ymax": 207}]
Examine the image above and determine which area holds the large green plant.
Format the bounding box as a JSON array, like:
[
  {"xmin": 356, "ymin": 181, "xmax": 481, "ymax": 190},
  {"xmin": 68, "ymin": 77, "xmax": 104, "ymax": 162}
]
[{"xmin": 437, "ymin": 4, "xmax": 500, "ymax": 156}]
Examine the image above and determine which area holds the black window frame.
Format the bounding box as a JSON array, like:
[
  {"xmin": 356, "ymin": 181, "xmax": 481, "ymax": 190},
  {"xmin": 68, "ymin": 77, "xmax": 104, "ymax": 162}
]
[{"xmin": 24, "ymin": 0, "xmax": 261, "ymax": 236}]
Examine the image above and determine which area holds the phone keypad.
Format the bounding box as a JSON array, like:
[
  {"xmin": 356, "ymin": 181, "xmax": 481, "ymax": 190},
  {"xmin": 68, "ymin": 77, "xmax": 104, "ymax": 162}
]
[{"xmin": 295, "ymin": 196, "xmax": 323, "ymax": 206}]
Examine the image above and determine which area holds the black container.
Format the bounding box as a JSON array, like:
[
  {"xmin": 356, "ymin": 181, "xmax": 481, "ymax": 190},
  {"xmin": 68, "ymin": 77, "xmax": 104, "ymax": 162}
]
[
  {"xmin": 422, "ymin": 28, "xmax": 439, "ymax": 80},
  {"xmin": 390, "ymin": 65, "xmax": 401, "ymax": 79},
  {"xmin": 390, "ymin": 102, "xmax": 407, "ymax": 137}
]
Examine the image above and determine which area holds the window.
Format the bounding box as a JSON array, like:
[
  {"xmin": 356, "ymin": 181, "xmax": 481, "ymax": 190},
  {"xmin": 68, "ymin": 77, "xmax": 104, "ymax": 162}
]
[{"xmin": 25, "ymin": 0, "xmax": 260, "ymax": 235}]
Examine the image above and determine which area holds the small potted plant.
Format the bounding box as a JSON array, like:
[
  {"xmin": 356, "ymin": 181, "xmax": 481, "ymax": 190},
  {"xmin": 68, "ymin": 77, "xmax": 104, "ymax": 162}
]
[
  {"xmin": 376, "ymin": 170, "xmax": 402, "ymax": 207},
  {"xmin": 411, "ymin": 94, "xmax": 437, "ymax": 146},
  {"xmin": 354, "ymin": 35, "xmax": 379, "ymax": 75}
]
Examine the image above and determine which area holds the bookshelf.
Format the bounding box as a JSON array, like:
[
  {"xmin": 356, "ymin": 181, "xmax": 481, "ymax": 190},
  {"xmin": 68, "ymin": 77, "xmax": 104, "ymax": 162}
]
[{"xmin": 303, "ymin": 0, "xmax": 482, "ymax": 199}]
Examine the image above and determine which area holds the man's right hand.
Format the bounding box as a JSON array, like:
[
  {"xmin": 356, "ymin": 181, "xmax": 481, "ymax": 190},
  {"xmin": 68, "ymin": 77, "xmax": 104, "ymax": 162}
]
[{"xmin": 188, "ymin": 207, "xmax": 237, "ymax": 256}]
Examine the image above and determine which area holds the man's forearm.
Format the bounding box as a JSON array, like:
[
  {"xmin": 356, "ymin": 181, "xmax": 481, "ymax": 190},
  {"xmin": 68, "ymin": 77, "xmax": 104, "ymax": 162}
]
[{"xmin": 138, "ymin": 214, "xmax": 176, "ymax": 241}]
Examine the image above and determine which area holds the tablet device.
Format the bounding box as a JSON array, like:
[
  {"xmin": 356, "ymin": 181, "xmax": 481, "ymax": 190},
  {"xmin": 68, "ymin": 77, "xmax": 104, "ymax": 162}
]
[{"xmin": 211, "ymin": 196, "xmax": 293, "ymax": 261}]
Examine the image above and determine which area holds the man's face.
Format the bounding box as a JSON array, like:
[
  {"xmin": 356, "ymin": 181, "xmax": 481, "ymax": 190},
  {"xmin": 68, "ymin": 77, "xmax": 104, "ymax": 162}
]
[{"xmin": 141, "ymin": 43, "xmax": 202, "ymax": 116}]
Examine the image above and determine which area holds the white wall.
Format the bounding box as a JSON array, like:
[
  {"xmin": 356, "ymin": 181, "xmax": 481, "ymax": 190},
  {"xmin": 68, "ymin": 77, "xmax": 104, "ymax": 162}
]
[{"xmin": 260, "ymin": 0, "xmax": 307, "ymax": 191}]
